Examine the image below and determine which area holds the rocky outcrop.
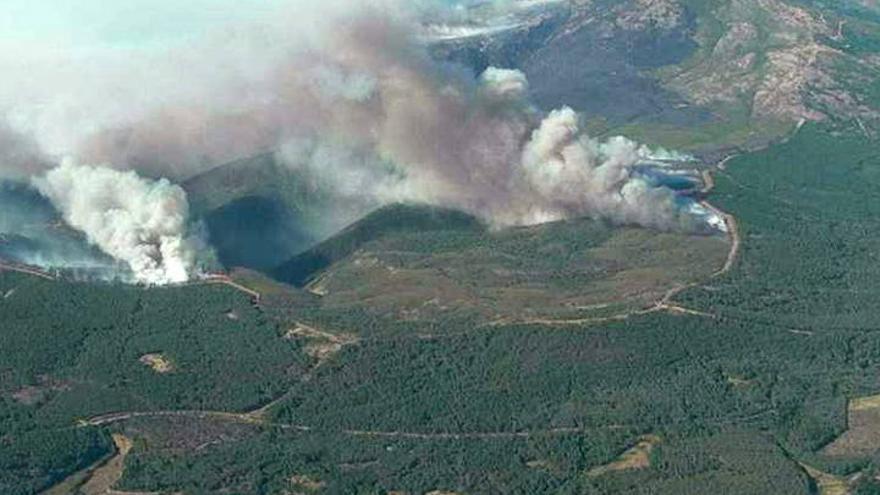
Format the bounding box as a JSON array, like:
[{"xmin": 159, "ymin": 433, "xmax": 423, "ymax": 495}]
[{"xmin": 667, "ymin": 0, "xmax": 878, "ymax": 124}]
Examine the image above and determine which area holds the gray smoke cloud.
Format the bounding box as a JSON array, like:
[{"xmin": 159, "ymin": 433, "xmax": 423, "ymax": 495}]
[
  {"xmin": 0, "ymin": 0, "xmax": 709, "ymax": 283},
  {"xmin": 0, "ymin": 123, "xmax": 51, "ymax": 180},
  {"xmin": 265, "ymin": 14, "xmax": 696, "ymax": 229}
]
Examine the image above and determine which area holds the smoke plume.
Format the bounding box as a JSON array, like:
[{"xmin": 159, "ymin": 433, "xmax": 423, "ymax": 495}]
[
  {"xmin": 267, "ymin": 16, "xmax": 696, "ymax": 229},
  {"xmin": 0, "ymin": 123, "xmax": 51, "ymax": 180},
  {"xmin": 32, "ymin": 162, "xmax": 205, "ymax": 285},
  {"xmin": 0, "ymin": 1, "xmax": 711, "ymax": 283}
]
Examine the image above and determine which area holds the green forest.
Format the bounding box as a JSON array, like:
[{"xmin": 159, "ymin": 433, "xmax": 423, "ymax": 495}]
[{"xmin": 5, "ymin": 123, "xmax": 880, "ymax": 494}]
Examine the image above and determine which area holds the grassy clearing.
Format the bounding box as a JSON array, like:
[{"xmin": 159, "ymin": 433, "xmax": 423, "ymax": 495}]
[
  {"xmin": 800, "ymin": 463, "xmax": 851, "ymax": 495},
  {"xmin": 285, "ymin": 323, "xmax": 358, "ymax": 365},
  {"xmin": 824, "ymin": 394, "xmax": 880, "ymax": 458},
  {"xmin": 587, "ymin": 435, "xmax": 662, "ymax": 478},
  {"xmin": 289, "ymin": 474, "xmax": 326, "ymax": 492},
  {"xmin": 138, "ymin": 354, "xmax": 174, "ymax": 374}
]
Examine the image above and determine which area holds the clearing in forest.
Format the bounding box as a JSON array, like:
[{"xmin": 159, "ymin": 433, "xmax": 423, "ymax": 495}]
[
  {"xmin": 285, "ymin": 322, "xmax": 358, "ymax": 364},
  {"xmin": 586, "ymin": 435, "xmax": 661, "ymax": 477},
  {"xmin": 139, "ymin": 354, "xmax": 174, "ymax": 374},
  {"xmin": 823, "ymin": 394, "xmax": 880, "ymax": 458},
  {"xmin": 800, "ymin": 463, "xmax": 850, "ymax": 495},
  {"xmin": 289, "ymin": 474, "xmax": 326, "ymax": 492},
  {"xmin": 41, "ymin": 434, "xmax": 143, "ymax": 495},
  {"xmin": 80, "ymin": 434, "xmax": 135, "ymax": 495}
]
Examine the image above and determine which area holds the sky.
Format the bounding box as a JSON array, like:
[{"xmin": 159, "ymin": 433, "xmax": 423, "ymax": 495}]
[
  {"xmin": 0, "ymin": 0, "xmax": 514, "ymax": 158},
  {"xmin": 0, "ymin": 1, "xmax": 523, "ymax": 50},
  {"xmin": 0, "ymin": 0, "xmax": 291, "ymax": 49}
]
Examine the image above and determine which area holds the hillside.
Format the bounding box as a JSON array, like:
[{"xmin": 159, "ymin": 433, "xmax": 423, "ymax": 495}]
[
  {"xmin": 432, "ymin": 0, "xmax": 880, "ymax": 153},
  {"xmin": 270, "ymin": 203, "xmax": 728, "ymax": 326},
  {"xmin": 273, "ymin": 204, "xmax": 484, "ymax": 287}
]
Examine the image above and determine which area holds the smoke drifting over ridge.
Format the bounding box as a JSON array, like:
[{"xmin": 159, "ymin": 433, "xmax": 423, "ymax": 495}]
[{"xmin": 0, "ymin": 1, "xmax": 711, "ymax": 284}]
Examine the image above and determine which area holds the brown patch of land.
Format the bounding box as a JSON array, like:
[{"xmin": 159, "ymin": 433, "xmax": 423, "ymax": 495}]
[
  {"xmin": 10, "ymin": 376, "xmax": 71, "ymax": 406},
  {"xmin": 199, "ymin": 274, "xmax": 262, "ymax": 303},
  {"xmin": 11, "ymin": 386, "xmax": 47, "ymax": 406},
  {"xmin": 800, "ymin": 463, "xmax": 851, "ymax": 495},
  {"xmin": 586, "ymin": 435, "xmax": 661, "ymax": 478},
  {"xmin": 285, "ymin": 322, "xmax": 358, "ymax": 364},
  {"xmin": 315, "ymin": 226, "xmax": 728, "ymax": 326},
  {"xmin": 305, "ymin": 272, "xmax": 331, "ymax": 297},
  {"xmin": 823, "ymin": 394, "xmax": 880, "ymax": 458},
  {"xmin": 41, "ymin": 434, "xmax": 157, "ymax": 495},
  {"xmin": 41, "ymin": 458, "xmax": 110, "ymax": 495},
  {"xmin": 290, "ymin": 474, "xmax": 326, "ymax": 492},
  {"xmin": 526, "ymin": 459, "xmax": 554, "ymax": 470},
  {"xmin": 725, "ymin": 374, "xmax": 754, "ymax": 387},
  {"xmin": 79, "ymin": 434, "xmax": 134, "ymax": 495}
]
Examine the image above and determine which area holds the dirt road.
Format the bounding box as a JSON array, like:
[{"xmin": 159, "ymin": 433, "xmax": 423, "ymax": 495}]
[
  {"xmin": 197, "ymin": 275, "xmax": 262, "ymax": 303},
  {"xmin": 491, "ymin": 154, "xmax": 744, "ymax": 328}
]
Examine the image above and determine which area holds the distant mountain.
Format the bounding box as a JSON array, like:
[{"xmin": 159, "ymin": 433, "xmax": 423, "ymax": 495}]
[
  {"xmin": 430, "ymin": 0, "xmax": 880, "ymax": 152},
  {"xmin": 431, "ymin": 0, "xmax": 706, "ymax": 125}
]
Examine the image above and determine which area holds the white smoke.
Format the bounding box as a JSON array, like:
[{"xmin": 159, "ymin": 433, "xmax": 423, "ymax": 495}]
[
  {"xmin": 32, "ymin": 161, "xmax": 204, "ymax": 285},
  {"xmin": 0, "ymin": 1, "xmax": 712, "ymax": 282}
]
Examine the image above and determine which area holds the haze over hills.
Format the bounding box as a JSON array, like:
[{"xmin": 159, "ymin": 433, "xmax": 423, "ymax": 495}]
[
  {"xmin": 3, "ymin": 0, "xmax": 880, "ymax": 494},
  {"xmin": 2, "ymin": 0, "xmax": 877, "ymax": 283}
]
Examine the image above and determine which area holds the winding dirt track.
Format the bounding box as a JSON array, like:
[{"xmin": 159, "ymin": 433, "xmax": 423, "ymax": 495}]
[
  {"xmin": 80, "ymin": 409, "xmax": 607, "ymax": 440},
  {"xmin": 701, "ymin": 201, "xmax": 741, "ymax": 278},
  {"xmin": 486, "ymin": 154, "xmax": 744, "ymax": 328},
  {"xmin": 82, "ymin": 410, "xmax": 310, "ymax": 431},
  {"xmin": 0, "ymin": 262, "xmax": 264, "ymax": 305},
  {"xmin": 194, "ymin": 275, "xmax": 262, "ymax": 302}
]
